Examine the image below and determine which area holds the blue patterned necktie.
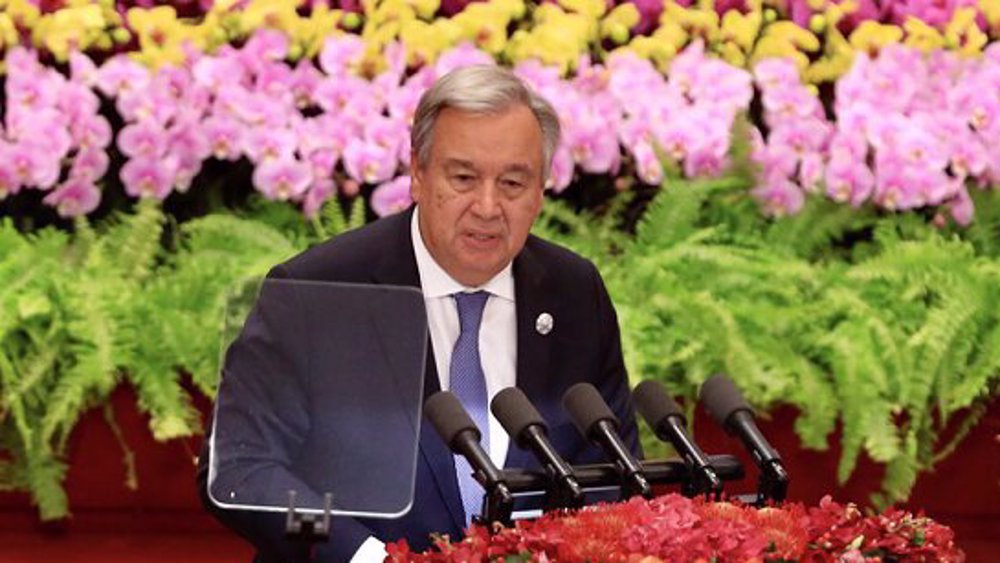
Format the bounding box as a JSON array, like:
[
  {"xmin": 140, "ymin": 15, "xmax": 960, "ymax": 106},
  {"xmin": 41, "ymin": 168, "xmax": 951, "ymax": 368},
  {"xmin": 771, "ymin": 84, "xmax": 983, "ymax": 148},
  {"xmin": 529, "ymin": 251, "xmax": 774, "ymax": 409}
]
[{"xmin": 450, "ymin": 291, "xmax": 490, "ymax": 526}]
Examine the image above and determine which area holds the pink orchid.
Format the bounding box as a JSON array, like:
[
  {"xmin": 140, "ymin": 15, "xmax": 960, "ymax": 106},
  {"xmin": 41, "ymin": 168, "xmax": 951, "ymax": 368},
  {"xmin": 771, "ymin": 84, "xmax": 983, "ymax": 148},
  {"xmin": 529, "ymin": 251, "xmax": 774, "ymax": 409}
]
[
  {"xmin": 289, "ymin": 60, "xmax": 324, "ymax": 109},
  {"xmin": 768, "ymin": 118, "xmax": 831, "ymax": 158},
  {"xmin": 254, "ymin": 61, "xmax": 296, "ymax": 104},
  {"xmin": 4, "ymin": 141, "xmax": 61, "ymax": 190},
  {"xmin": 7, "ymin": 108, "xmax": 72, "ymax": 159},
  {"xmin": 949, "ymin": 185, "xmax": 975, "ymax": 226},
  {"xmin": 192, "ymin": 48, "xmax": 251, "ymax": 93},
  {"xmin": 0, "ymin": 145, "xmax": 23, "ymax": 199},
  {"xmin": 240, "ymin": 28, "xmax": 290, "ymax": 75},
  {"xmin": 118, "ymin": 120, "xmax": 170, "ymax": 159},
  {"xmin": 243, "ymin": 126, "xmax": 297, "ymax": 164},
  {"xmin": 296, "ymin": 114, "xmax": 352, "ymax": 158},
  {"xmin": 752, "ymin": 175, "xmax": 805, "ymax": 217},
  {"xmin": 547, "ymin": 146, "xmax": 574, "ymax": 193},
  {"xmin": 42, "ymin": 177, "xmax": 102, "ymax": 218},
  {"xmin": 434, "ymin": 42, "xmax": 496, "ymax": 77},
  {"xmin": 889, "ymin": 0, "xmax": 979, "ymax": 28},
  {"xmin": 318, "ymin": 34, "xmax": 366, "ymax": 77},
  {"xmin": 69, "ymin": 149, "xmax": 111, "ymax": 182},
  {"xmin": 343, "ymin": 139, "xmax": 398, "ymax": 185},
  {"xmin": 120, "ymin": 156, "xmax": 178, "ymax": 200},
  {"xmin": 252, "ymin": 157, "xmax": 313, "ymax": 201},
  {"xmin": 631, "ymin": 142, "xmax": 664, "ymax": 186},
  {"xmin": 96, "ymin": 55, "xmax": 152, "ymax": 98},
  {"xmin": 753, "ymin": 141, "xmax": 799, "ymax": 184},
  {"xmin": 313, "ymin": 74, "xmax": 372, "ymax": 114},
  {"xmin": 364, "ymin": 116, "xmax": 409, "ymax": 162},
  {"xmin": 69, "ymin": 112, "xmax": 113, "ymax": 151},
  {"xmin": 306, "ymin": 148, "xmax": 339, "ymax": 180},
  {"xmin": 798, "ymin": 152, "xmax": 825, "ymax": 193},
  {"xmin": 825, "ymin": 156, "xmax": 875, "ymax": 207},
  {"xmin": 57, "ymin": 82, "xmax": 101, "ymax": 128},
  {"xmin": 302, "ymin": 178, "xmax": 336, "ymax": 218},
  {"xmin": 6, "ymin": 69, "xmax": 63, "ymax": 112},
  {"xmin": 69, "ymin": 51, "xmax": 99, "ymax": 86},
  {"xmin": 386, "ymin": 79, "xmax": 428, "ymax": 125},
  {"xmin": 873, "ymin": 163, "xmax": 925, "ymax": 210},
  {"xmin": 116, "ymin": 86, "xmax": 178, "ymax": 125},
  {"xmin": 202, "ymin": 116, "xmax": 245, "ymax": 161},
  {"xmin": 371, "ymin": 175, "xmax": 413, "ymax": 217},
  {"xmin": 216, "ymin": 87, "xmax": 288, "ymax": 128}
]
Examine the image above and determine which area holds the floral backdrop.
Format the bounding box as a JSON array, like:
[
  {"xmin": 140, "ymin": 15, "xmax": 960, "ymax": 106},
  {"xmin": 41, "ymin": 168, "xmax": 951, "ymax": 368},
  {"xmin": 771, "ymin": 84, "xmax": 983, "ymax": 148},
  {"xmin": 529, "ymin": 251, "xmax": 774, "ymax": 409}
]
[{"xmin": 1, "ymin": 0, "xmax": 999, "ymax": 532}]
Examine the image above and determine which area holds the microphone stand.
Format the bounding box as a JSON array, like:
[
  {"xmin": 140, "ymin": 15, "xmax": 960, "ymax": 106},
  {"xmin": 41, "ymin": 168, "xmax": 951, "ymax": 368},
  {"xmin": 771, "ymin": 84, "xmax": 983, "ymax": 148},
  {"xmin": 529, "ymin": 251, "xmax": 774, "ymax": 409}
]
[
  {"xmin": 496, "ymin": 455, "xmax": 745, "ymax": 501},
  {"xmin": 755, "ymin": 460, "xmax": 789, "ymax": 505}
]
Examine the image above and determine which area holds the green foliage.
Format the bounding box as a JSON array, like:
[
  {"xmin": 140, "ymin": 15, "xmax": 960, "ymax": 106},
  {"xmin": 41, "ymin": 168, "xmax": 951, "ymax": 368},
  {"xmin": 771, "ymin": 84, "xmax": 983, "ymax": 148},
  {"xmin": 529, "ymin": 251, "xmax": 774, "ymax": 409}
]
[
  {"xmin": 0, "ymin": 196, "xmax": 368, "ymax": 519},
  {"xmin": 4, "ymin": 177, "xmax": 1000, "ymax": 519},
  {"xmin": 561, "ymin": 177, "xmax": 1000, "ymax": 508}
]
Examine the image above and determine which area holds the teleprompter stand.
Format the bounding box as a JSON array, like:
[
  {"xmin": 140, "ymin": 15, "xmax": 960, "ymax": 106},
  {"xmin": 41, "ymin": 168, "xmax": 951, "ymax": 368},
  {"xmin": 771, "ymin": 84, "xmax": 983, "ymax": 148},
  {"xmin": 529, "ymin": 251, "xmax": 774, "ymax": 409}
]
[{"xmin": 285, "ymin": 490, "xmax": 334, "ymax": 542}]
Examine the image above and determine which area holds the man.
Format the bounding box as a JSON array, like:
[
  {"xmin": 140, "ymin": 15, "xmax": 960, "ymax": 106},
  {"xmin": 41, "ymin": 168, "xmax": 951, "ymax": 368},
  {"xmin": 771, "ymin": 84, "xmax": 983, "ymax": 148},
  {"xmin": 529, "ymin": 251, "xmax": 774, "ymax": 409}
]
[{"xmin": 199, "ymin": 65, "xmax": 639, "ymax": 562}]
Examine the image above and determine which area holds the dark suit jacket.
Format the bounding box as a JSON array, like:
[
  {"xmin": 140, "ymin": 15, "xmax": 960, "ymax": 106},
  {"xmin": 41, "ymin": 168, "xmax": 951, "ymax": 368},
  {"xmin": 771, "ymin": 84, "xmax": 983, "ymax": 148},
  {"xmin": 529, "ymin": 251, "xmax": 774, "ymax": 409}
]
[{"xmin": 197, "ymin": 208, "xmax": 639, "ymax": 562}]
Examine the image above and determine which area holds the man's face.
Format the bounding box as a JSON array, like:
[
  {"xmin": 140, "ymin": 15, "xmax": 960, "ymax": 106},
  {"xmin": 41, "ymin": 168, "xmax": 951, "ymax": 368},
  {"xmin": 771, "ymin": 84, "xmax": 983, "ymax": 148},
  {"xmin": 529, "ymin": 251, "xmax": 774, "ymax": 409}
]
[{"xmin": 411, "ymin": 105, "xmax": 545, "ymax": 287}]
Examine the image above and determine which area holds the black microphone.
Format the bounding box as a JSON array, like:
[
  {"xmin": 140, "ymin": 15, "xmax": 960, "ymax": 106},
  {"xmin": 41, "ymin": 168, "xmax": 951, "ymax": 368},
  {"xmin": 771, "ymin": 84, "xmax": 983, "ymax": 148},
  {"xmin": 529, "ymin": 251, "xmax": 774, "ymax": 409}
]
[
  {"xmin": 491, "ymin": 387, "xmax": 584, "ymax": 509},
  {"xmin": 699, "ymin": 374, "xmax": 789, "ymax": 503},
  {"xmin": 633, "ymin": 380, "xmax": 722, "ymax": 498},
  {"xmin": 424, "ymin": 391, "xmax": 513, "ymax": 524},
  {"xmin": 562, "ymin": 383, "xmax": 652, "ymax": 499}
]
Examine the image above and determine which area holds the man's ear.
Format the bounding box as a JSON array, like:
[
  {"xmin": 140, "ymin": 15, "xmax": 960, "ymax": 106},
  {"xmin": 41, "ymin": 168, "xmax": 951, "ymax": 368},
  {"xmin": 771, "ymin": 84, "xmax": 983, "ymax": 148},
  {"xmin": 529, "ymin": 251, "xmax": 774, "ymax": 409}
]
[{"xmin": 409, "ymin": 150, "xmax": 423, "ymax": 203}]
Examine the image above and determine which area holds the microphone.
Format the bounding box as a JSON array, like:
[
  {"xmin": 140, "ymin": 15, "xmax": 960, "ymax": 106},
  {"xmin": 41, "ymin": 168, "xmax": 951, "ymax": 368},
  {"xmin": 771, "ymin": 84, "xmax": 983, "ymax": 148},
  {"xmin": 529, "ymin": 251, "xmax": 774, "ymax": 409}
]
[
  {"xmin": 633, "ymin": 380, "xmax": 722, "ymax": 498},
  {"xmin": 491, "ymin": 387, "xmax": 584, "ymax": 509},
  {"xmin": 699, "ymin": 374, "xmax": 789, "ymax": 503},
  {"xmin": 562, "ymin": 383, "xmax": 652, "ymax": 499},
  {"xmin": 424, "ymin": 391, "xmax": 513, "ymax": 524}
]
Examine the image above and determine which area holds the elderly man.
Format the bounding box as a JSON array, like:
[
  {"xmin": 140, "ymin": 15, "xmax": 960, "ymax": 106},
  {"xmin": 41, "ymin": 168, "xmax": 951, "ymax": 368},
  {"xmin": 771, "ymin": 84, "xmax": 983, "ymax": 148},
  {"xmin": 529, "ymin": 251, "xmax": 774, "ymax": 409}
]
[{"xmin": 199, "ymin": 65, "xmax": 639, "ymax": 562}]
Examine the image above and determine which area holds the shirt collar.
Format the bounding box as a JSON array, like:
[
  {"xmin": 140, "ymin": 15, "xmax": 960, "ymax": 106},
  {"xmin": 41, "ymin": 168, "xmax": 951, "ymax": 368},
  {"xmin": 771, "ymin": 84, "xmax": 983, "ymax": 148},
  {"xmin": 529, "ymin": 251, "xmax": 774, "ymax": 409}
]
[{"xmin": 411, "ymin": 206, "xmax": 515, "ymax": 301}]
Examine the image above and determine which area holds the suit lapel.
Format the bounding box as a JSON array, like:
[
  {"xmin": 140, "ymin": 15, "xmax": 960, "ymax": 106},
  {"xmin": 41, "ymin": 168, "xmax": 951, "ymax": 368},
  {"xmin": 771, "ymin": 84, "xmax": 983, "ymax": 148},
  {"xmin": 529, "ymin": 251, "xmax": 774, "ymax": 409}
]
[
  {"xmin": 506, "ymin": 240, "xmax": 553, "ymax": 468},
  {"xmin": 372, "ymin": 209, "xmax": 465, "ymax": 532}
]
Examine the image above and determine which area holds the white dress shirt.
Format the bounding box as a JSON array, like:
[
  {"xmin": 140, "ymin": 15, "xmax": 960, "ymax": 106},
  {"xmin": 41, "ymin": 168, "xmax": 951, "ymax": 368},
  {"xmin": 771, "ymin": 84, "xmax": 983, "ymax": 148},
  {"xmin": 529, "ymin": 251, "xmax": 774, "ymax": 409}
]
[{"xmin": 351, "ymin": 207, "xmax": 518, "ymax": 561}]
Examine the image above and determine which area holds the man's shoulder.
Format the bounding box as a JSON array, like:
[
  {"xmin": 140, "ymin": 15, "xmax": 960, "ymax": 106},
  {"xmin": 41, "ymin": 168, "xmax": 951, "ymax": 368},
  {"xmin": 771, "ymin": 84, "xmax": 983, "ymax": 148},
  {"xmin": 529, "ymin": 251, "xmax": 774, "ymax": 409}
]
[
  {"xmin": 275, "ymin": 210, "xmax": 411, "ymax": 282},
  {"xmin": 522, "ymin": 234, "xmax": 601, "ymax": 281}
]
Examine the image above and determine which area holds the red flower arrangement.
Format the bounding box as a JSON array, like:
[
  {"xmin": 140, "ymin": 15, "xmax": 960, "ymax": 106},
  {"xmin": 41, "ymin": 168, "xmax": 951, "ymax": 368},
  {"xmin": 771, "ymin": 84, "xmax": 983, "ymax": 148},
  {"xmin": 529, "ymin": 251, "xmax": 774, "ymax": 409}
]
[{"xmin": 386, "ymin": 494, "xmax": 964, "ymax": 562}]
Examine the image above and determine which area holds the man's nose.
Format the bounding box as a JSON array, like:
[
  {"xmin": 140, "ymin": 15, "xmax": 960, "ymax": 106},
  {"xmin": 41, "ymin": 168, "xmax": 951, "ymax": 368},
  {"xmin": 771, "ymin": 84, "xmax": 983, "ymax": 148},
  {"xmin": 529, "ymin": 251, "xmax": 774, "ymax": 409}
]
[{"xmin": 471, "ymin": 183, "xmax": 502, "ymax": 218}]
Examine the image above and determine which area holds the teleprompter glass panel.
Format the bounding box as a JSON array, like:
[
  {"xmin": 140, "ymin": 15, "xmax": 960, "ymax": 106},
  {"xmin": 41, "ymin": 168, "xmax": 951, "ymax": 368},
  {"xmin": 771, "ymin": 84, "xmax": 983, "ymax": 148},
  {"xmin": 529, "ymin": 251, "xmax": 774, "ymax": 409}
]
[{"xmin": 207, "ymin": 279, "xmax": 427, "ymax": 518}]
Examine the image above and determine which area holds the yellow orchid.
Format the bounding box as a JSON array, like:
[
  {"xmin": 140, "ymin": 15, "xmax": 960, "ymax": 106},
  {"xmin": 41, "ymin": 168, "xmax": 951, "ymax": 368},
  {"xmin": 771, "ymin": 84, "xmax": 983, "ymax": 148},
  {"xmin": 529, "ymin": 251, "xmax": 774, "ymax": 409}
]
[
  {"xmin": 662, "ymin": 1, "xmax": 720, "ymax": 44},
  {"xmin": 5, "ymin": 0, "xmax": 41, "ymax": 30},
  {"xmin": 720, "ymin": 9, "xmax": 762, "ymax": 53},
  {"xmin": 944, "ymin": 7, "xmax": 987, "ymax": 55},
  {"xmin": 618, "ymin": 22, "xmax": 686, "ymax": 71},
  {"xmin": 557, "ymin": 0, "xmax": 606, "ymax": 20},
  {"xmin": 506, "ymin": 4, "xmax": 595, "ymax": 73},
  {"xmin": 400, "ymin": 19, "xmax": 462, "ymax": 66},
  {"xmin": 751, "ymin": 21, "xmax": 819, "ymax": 73},
  {"xmin": 289, "ymin": 5, "xmax": 343, "ymax": 60},
  {"xmin": 409, "ymin": 0, "xmax": 441, "ymax": 20},
  {"xmin": 982, "ymin": 0, "xmax": 1000, "ymax": 34},
  {"xmin": 902, "ymin": 17, "xmax": 945, "ymax": 53},
  {"xmin": 753, "ymin": 35, "xmax": 811, "ymax": 71},
  {"xmin": 801, "ymin": 1, "xmax": 855, "ymax": 83},
  {"xmin": 452, "ymin": 1, "xmax": 515, "ymax": 54},
  {"xmin": 127, "ymin": 6, "xmax": 205, "ymax": 68},
  {"xmin": 715, "ymin": 9, "xmax": 762, "ymax": 67},
  {"xmin": 31, "ymin": 4, "xmax": 108, "ymax": 62},
  {"xmin": 600, "ymin": 3, "xmax": 640, "ymax": 45},
  {"xmin": 238, "ymin": 0, "xmax": 302, "ymax": 38},
  {"xmin": 848, "ymin": 21, "xmax": 903, "ymax": 56},
  {"xmin": 0, "ymin": 12, "xmax": 17, "ymax": 53}
]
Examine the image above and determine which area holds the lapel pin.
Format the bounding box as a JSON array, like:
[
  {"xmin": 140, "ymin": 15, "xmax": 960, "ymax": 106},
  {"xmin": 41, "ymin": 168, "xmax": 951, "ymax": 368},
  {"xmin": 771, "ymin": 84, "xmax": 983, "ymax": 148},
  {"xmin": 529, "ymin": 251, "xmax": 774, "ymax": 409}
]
[{"xmin": 535, "ymin": 312, "xmax": 554, "ymax": 336}]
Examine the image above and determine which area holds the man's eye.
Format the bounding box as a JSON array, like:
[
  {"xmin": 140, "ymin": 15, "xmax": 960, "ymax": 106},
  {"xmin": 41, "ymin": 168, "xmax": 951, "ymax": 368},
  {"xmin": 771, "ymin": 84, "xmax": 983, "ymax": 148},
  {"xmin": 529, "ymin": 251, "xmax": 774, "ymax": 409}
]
[
  {"xmin": 501, "ymin": 179, "xmax": 524, "ymax": 190},
  {"xmin": 453, "ymin": 174, "xmax": 475, "ymax": 183}
]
